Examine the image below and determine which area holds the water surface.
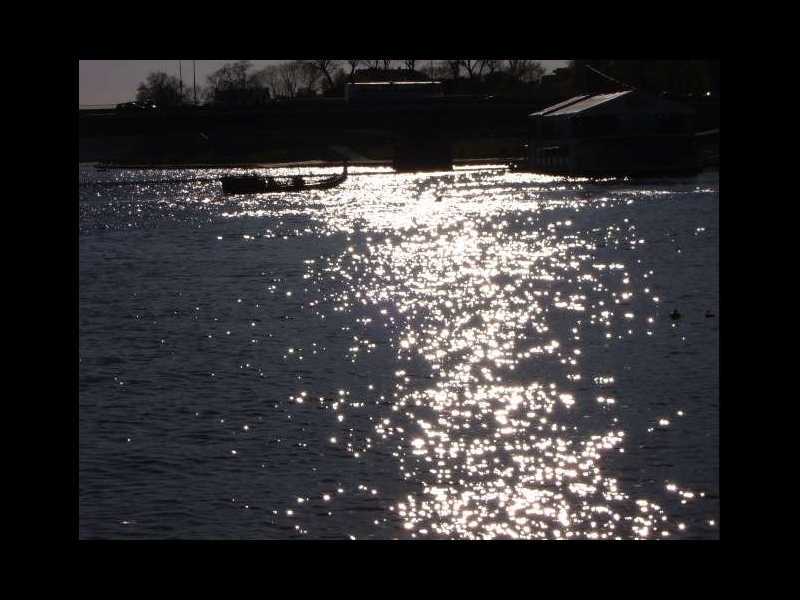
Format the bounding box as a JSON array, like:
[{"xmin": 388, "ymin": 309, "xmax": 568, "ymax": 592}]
[{"xmin": 79, "ymin": 165, "xmax": 719, "ymax": 539}]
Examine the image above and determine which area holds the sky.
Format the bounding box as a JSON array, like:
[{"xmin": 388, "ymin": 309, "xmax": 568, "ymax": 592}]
[{"xmin": 79, "ymin": 60, "xmax": 569, "ymax": 106}]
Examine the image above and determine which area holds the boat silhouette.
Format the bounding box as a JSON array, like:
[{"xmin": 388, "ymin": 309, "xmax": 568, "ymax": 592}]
[{"xmin": 221, "ymin": 164, "xmax": 347, "ymax": 195}]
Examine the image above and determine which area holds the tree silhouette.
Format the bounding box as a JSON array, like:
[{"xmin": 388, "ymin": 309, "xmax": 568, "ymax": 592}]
[
  {"xmin": 506, "ymin": 60, "xmax": 545, "ymax": 83},
  {"xmin": 136, "ymin": 71, "xmax": 188, "ymax": 107},
  {"xmin": 420, "ymin": 61, "xmax": 450, "ymax": 81},
  {"xmin": 483, "ymin": 60, "xmax": 501, "ymax": 75},
  {"xmin": 446, "ymin": 60, "xmax": 462, "ymax": 79},
  {"xmin": 298, "ymin": 61, "xmax": 321, "ymax": 95},
  {"xmin": 252, "ymin": 65, "xmax": 282, "ymax": 98},
  {"xmin": 345, "ymin": 60, "xmax": 361, "ymax": 81},
  {"xmin": 324, "ymin": 68, "xmax": 349, "ymax": 96},
  {"xmin": 459, "ymin": 60, "xmax": 489, "ymax": 79},
  {"xmin": 270, "ymin": 61, "xmax": 320, "ymax": 98},
  {"xmin": 278, "ymin": 62, "xmax": 302, "ymax": 97},
  {"xmin": 203, "ymin": 61, "xmax": 271, "ymax": 105},
  {"xmin": 309, "ymin": 60, "xmax": 339, "ymax": 91},
  {"xmin": 206, "ymin": 61, "xmax": 257, "ymax": 92}
]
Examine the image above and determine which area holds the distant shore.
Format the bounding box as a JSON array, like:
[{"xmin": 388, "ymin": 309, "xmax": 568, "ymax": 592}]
[{"xmin": 80, "ymin": 157, "xmax": 516, "ymax": 170}]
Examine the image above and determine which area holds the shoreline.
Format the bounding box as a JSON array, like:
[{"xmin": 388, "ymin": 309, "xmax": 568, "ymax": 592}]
[{"xmin": 80, "ymin": 157, "xmax": 518, "ymax": 170}]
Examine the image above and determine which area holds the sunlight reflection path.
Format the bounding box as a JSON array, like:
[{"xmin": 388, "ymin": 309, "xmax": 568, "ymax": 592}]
[{"xmin": 296, "ymin": 169, "xmax": 687, "ymax": 539}]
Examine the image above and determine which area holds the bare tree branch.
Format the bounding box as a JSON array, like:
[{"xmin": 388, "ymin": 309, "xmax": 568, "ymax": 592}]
[
  {"xmin": 253, "ymin": 65, "xmax": 281, "ymax": 97},
  {"xmin": 506, "ymin": 60, "xmax": 545, "ymax": 83},
  {"xmin": 420, "ymin": 61, "xmax": 450, "ymax": 81},
  {"xmin": 277, "ymin": 62, "xmax": 303, "ymax": 98},
  {"xmin": 309, "ymin": 59, "xmax": 339, "ymax": 90},
  {"xmin": 346, "ymin": 60, "xmax": 361, "ymax": 80},
  {"xmin": 298, "ymin": 61, "xmax": 321, "ymax": 95},
  {"xmin": 483, "ymin": 60, "xmax": 500, "ymax": 75},
  {"xmin": 459, "ymin": 60, "xmax": 487, "ymax": 79},
  {"xmin": 446, "ymin": 60, "xmax": 462, "ymax": 79}
]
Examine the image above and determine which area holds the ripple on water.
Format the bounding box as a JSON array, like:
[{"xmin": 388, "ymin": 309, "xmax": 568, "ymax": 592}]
[{"xmin": 79, "ymin": 165, "xmax": 719, "ymax": 539}]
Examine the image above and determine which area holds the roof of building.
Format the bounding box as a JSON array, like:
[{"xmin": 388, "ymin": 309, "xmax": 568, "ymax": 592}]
[
  {"xmin": 530, "ymin": 95, "xmax": 590, "ymax": 116},
  {"xmin": 348, "ymin": 81, "xmax": 441, "ymax": 86},
  {"xmin": 545, "ymin": 91, "xmax": 632, "ymax": 116},
  {"xmin": 531, "ymin": 90, "xmax": 694, "ymax": 118}
]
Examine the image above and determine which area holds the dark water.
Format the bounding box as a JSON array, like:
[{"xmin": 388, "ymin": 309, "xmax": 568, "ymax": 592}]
[{"xmin": 79, "ymin": 165, "xmax": 719, "ymax": 539}]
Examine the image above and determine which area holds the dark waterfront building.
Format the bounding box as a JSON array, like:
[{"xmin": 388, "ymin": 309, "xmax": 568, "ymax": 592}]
[
  {"xmin": 525, "ymin": 90, "xmax": 700, "ymax": 177},
  {"xmin": 345, "ymin": 81, "xmax": 444, "ymax": 104},
  {"xmin": 537, "ymin": 67, "xmax": 575, "ymax": 104},
  {"xmin": 393, "ymin": 135, "xmax": 453, "ymax": 172}
]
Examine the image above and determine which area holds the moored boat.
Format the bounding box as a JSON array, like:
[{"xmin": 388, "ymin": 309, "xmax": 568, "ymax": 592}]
[{"xmin": 221, "ymin": 164, "xmax": 348, "ymax": 195}]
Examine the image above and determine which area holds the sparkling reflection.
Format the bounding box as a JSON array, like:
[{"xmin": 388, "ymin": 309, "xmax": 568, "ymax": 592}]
[
  {"xmin": 295, "ymin": 167, "xmax": 715, "ymax": 539},
  {"xmin": 80, "ymin": 165, "xmax": 718, "ymax": 539}
]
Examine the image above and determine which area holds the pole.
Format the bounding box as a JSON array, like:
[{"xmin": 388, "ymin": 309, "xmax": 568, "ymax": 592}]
[
  {"xmin": 193, "ymin": 60, "xmax": 197, "ymax": 105},
  {"xmin": 179, "ymin": 61, "xmax": 183, "ymax": 100}
]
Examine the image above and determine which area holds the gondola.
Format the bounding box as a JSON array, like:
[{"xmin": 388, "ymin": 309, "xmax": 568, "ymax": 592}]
[{"xmin": 221, "ymin": 164, "xmax": 348, "ymax": 195}]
